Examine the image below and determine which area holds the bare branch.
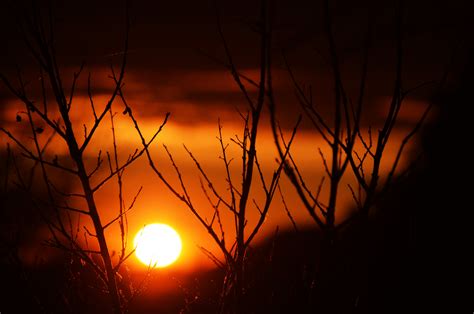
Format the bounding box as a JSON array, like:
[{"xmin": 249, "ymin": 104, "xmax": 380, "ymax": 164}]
[
  {"xmin": 67, "ymin": 62, "xmax": 85, "ymax": 111},
  {"xmin": 198, "ymin": 246, "xmax": 226, "ymax": 269},
  {"xmin": 278, "ymin": 183, "xmax": 298, "ymax": 232}
]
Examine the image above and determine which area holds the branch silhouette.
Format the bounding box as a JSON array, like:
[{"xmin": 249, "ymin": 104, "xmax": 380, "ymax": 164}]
[{"xmin": 0, "ymin": 4, "xmax": 167, "ymax": 313}]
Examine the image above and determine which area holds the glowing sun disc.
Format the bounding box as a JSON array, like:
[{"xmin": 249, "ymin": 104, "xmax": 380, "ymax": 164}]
[{"xmin": 134, "ymin": 224, "xmax": 182, "ymax": 268}]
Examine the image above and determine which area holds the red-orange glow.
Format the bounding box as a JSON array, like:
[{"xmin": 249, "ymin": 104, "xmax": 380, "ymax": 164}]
[{"xmin": 0, "ymin": 69, "xmax": 431, "ymax": 272}]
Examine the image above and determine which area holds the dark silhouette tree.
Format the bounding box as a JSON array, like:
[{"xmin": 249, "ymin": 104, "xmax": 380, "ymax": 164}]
[
  {"xmin": 124, "ymin": 1, "xmax": 295, "ymax": 313},
  {"xmin": 0, "ymin": 4, "xmax": 167, "ymax": 313},
  {"xmin": 267, "ymin": 0, "xmax": 449, "ymax": 311}
]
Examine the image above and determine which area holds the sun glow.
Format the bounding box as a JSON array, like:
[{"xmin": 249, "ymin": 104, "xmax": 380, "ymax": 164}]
[{"xmin": 134, "ymin": 224, "xmax": 182, "ymax": 268}]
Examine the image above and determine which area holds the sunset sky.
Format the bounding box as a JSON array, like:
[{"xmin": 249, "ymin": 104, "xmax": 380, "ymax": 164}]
[{"xmin": 0, "ymin": 0, "xmax": 470, "ymax": 311}]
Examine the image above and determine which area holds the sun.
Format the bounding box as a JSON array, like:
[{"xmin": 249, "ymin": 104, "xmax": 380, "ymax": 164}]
[{"xmin": 134, "ymin": 223, "xmax": 182, "ymax": 268}]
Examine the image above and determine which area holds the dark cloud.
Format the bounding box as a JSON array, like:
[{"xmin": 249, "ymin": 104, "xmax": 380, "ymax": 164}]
[{"xmin": 1, "ymin": 0, "xmax": 470, "ymax": 129}]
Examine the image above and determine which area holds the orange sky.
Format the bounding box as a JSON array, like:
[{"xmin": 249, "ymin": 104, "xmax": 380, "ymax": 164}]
[{"xmin": 0, "ymin": 67, "xmax": 429, "ymax": 273}]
